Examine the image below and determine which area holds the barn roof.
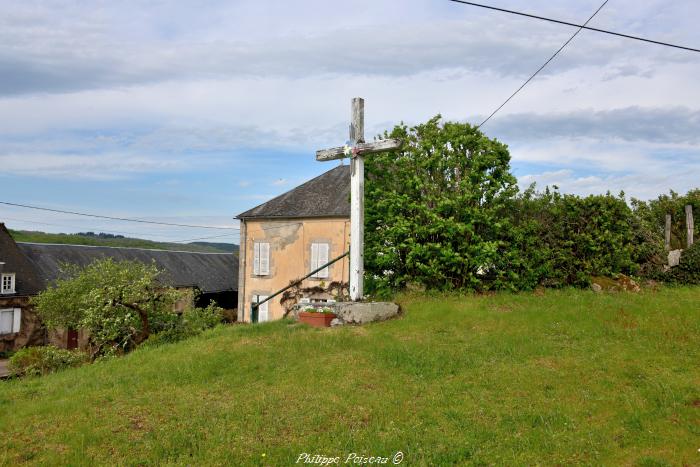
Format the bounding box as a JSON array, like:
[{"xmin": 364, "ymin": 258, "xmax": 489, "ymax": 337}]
[
  {"xmin": 17, "ymin": 243, "xmax": 237, "ymax": 293},
  {"xmin": 237, "ymin": 165, "xmax": 350, "ymax": 219}
]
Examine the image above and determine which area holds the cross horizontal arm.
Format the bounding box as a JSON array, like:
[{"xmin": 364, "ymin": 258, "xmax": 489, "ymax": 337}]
[{"xmin": 316, "ymin": 139, "xmax": 401, "ymax": 162}]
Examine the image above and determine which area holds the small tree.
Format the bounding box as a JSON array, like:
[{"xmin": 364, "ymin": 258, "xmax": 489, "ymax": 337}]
[
  {"xmin": 364, "ymin": 116, "xmax": 518, "ymax": 292},
  {"xmin": 32, "ymin": 258, "xmax": 184, "ymax": 357}
]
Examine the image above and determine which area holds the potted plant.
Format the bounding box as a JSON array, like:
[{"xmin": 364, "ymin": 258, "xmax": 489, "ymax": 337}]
[{"xmin": 298, "ymin": 306, "xmax": 336, "ymax": 328}]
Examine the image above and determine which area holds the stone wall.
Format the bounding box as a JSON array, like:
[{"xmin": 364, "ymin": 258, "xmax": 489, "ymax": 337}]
[{"xmin": 0, "ymin": 296, "xmax": 46, "ymax": 352}]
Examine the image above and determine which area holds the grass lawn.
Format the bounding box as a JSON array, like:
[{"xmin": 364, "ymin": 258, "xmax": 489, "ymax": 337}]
[{"xmin": 1, "ymin": 287, "xmax": 699, "ymax": 466}]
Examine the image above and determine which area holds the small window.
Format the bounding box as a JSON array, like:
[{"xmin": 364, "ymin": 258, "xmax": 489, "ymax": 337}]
[
  {"xmin": 310, "ymin": 243, "xmax": 330, "ymax": 278},
  {"xmin": 253, "ymin": 242, "xmax": 270, "ymax": 276},
  {"xmin": 253, "ymin": 295, "xmax": 269, "ymax": 322},
  {"xmin": 1, "ymin": 273, "xmax": 15, "ymax": 294},
  {"xmin": 0, "ymin": 308, "xmax": 20, "ymax": 334}
]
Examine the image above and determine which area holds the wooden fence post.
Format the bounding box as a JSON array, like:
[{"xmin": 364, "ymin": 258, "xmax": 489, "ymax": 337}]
[
  {"xmin": 686, "ymin": 205, "xmax": 694, "ymax": 247},
  {"xmin": 665, "ymin": 214, "xmax": 672, "ymax": 251}
]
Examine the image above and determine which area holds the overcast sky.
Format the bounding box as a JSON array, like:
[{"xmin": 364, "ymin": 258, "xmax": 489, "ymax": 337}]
[{"xmin": 0, "ymin": 0, "xmax": 698, "ymax": 243}]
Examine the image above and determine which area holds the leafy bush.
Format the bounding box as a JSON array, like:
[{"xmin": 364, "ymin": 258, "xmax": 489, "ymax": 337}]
[
  {"xmin": 365, "ymin": 116, "xmax": 518, "ymax": 293},
  {"xmin": 665, "ymin": 243, "xmax": 700, "ymax": 285},
  {"xmin": 9, "ymin": 345, "xmax": 88, "ymax": 377},
  {"xmin": 503, "ymin": 187, "xmax": 641, "ymax": 289},
  {"xmin": 632, "ymin": 189, "xmax": 699, "ymax": 251}
]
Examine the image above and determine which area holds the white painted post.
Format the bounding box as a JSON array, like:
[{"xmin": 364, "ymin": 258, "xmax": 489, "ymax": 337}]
[
  {"xmin": 350, "ymin": 98, "xmax": 365, "ymax": 301},
  {"xmin": 315, "ymin": 98, "xmax": 400, "ymax": 301}
]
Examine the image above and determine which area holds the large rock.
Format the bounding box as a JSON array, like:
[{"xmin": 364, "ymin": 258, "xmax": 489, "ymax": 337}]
[
  {"xmin": 668, "ymin": 249, "xmax": 682, "ymax": 268},
  {"xmin": 332, "ymin": 302, "xmax": 400, "ymax": 324},
  {"xmin": 591, "ymin": 275, "xmax": 640, "ymax": 293}
]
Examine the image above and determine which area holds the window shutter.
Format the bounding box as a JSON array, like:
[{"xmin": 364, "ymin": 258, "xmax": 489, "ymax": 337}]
[
  {"xmin": 253, "ymin": 242, "xmax": 260, "ymax": 275},
  {"xmin": 256, "ymin": 295, "xmax": 269, "ymax": 322},
  {"xmin": 259, "ymin": 243, "xmax": 270, "ymax": 276},
  {"xmin": 319, "ymin": 244, "xmax": 330, "ymax": 278},
  {"xmin": 13, "ymin": 308, "xmax": 21, "ymax": 333},
  {"xmin": 0, "ymin": 310, "xmax": 12, "ymax": 334},
  {"xmin": 310, "ymin": 243, "xmax": 319, "ymax": 275}
]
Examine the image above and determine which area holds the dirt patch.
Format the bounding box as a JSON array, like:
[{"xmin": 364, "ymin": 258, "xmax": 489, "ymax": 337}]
[
  {"xmin": 612, "ymin": 308, "xmax": 638, "ymax": 330},
  {"xmin": 532, "ymin": 357, "xmax": 560, "ymax": 370}
]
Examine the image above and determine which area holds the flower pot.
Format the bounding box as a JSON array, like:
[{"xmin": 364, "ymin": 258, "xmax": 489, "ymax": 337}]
[{"xmin": 298, "ymin": 311, "xmax": 336, "ymax": 328}]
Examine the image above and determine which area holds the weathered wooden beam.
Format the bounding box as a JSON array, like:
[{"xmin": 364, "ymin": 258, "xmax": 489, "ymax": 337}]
[
  {"xmin": 665, "ymin": 213, "xmax": 672, "ymax": 251},
  {"xmin": 316, "ymin": 139, "xmax": 401, "ymax": 162},
  {"xmin": 351, "ymin": 98, "xmax": 364, "ymax": 144},
  {"xmin": 686, "ymin": 204, "xmax": 694, "ymax": 247}
]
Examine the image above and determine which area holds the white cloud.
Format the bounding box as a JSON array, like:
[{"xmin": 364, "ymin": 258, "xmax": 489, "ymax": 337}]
[
  {"xmin": 0, "ymin": 153, "xmax": 186, "ymax": 180},
  {"xmin": 0, "ymin": 0, "xmax": 698, "ymax": 223}
]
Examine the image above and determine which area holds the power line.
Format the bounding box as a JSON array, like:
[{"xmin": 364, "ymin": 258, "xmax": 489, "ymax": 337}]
[
  {"xmin": 476, "ymin": 0, "xmax": 609, "ymax": 128},
  {"xmin": 0, "ymin": 215, "xmax": 191, "ymax": 239},
  {"xmin": 448, "ymin": 0, "xmax": 700, "ymax": 53},
  {"xmin": 0, "ymin": 214, "xmax": 304, "ymax": 246},
  {"xmin": 0, "ymin": 201, "xmax": 239, "ymax": 231},
  {"xmin": 1, "ymin": 202, "xmax": 325, "ymax": 242},
  {"xmin": 1, "ymin": 206, "xmax": 307, "ymax": 244}
]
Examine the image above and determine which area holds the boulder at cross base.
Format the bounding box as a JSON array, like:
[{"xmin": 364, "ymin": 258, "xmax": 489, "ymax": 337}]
[
  {"xmin": 332, "ymin": 302, "xmax": 401, "ymax": 324},
  {"xmin": 292, "ymin": 302, "xmax": 401, "ymax": 326}
]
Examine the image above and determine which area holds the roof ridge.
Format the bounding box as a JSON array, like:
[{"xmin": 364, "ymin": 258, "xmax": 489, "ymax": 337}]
[
  {"xmin": 16, "ymin": 242, "xmax": 233, "ymax": 255},
  {"xmin": 236, "ymin": 164, "xmax": 350, "ymax": 219}
]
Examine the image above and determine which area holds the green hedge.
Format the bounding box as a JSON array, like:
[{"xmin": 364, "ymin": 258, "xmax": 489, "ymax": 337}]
[
  {"xmin": 364, "ymin": 116, "xmax": 687, "ymax": 294},
  {"xmin": 665, "ymin": 243, "xmax": 700, "ymax": 285},
  {"xmin": 9, "ymin": 346, "xmax": 88, "ymax": 377}
]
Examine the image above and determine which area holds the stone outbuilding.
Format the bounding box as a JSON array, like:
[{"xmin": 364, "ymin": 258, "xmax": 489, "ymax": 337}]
[
  {"xmin": 0, "ymin": 223, "xmax": 238, "ymax": 352},
  {"xmin": 0, "ymin": 224, "xmax": 45, "ymax": 352}
]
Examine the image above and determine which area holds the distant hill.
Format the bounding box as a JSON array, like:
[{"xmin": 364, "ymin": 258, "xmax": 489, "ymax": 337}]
[
  {"xmin": 189, "ymin": 242, "xmax": 238, "ymax": 253},
  {"xmin": 9, "ymin": 230, "xmax": 239, "ymax": 254}
]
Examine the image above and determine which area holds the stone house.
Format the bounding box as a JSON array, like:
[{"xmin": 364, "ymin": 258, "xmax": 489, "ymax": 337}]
[
  {"xmin": 0, "ymin": 223, "xmax": 238, "ymax": 352},
  {"xmin": 0, "ymin": 224, "xmax": 45, "ymax": 352},
  {"xmin": 236, "ymin": 165, "xmax": 351, "ymax": 322}
]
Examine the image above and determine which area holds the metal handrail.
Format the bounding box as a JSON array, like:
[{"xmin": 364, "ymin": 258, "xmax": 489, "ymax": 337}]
[{"xmin": 249, "ymin": 250, "xmax": 349, "ymax": 323}]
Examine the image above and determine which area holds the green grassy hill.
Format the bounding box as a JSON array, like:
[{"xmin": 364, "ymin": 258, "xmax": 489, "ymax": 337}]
[
  {"xmin": 1, "ymin": 288, "xmax": 699, "ymax": 465},
  {"xmin": 9, "ymin": 229, "xmax": 238, "ymax": 254}
]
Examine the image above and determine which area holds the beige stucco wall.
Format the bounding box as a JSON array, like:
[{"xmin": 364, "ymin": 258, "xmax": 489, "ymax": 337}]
[{"xmin": 238, "ymin": 218, "xmax": 350, "ymax": 322}]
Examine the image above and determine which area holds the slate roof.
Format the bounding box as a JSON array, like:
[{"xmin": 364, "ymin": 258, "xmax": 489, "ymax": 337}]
[
  {"xmin": 17, "ymin": 243, "xmax": 237, "ymax": 293},
  {"xmin": 0, "ymin": 224, "xmax": 43, "ymax": 296},
  {"xmin": 237, "ymin": 165, "xmax": 350, "ymax": 219}
]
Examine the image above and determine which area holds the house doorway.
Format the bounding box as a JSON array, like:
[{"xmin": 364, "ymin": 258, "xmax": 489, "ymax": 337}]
[{"xmin": 67, "ymin": 329, "xmax": 79, "ymax": 350}]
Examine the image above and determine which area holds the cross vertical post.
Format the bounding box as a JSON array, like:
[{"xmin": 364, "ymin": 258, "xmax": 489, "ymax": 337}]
[
  {"xmin": 350, "ymin": 98, "xmax": 365, "ymax": 301},
  {"xmin": 315, "ymin": 98, "xmax": 401, "ymax": 303}
]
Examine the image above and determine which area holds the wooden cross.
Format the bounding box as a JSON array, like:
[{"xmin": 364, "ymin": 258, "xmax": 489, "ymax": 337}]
[{"xmin": 316, "ymin": 98, "xmax": 401, "ymax": 301}]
